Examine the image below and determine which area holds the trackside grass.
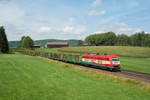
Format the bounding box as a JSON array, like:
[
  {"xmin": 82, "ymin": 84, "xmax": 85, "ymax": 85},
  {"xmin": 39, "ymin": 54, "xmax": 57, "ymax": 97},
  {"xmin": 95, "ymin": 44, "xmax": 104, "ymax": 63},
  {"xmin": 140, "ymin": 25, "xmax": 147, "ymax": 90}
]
[{"xmin": 0, "ymin": 53, "xmax": 150, "ymax": 100}]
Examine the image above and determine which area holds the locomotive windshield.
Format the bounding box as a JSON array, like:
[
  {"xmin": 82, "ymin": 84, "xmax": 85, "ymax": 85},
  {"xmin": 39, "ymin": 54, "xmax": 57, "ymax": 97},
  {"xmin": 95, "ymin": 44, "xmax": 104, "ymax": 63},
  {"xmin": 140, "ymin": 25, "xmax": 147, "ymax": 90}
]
[{"xmin": 112, "ymin": 58, "xmax": 119, "ymax": 61}]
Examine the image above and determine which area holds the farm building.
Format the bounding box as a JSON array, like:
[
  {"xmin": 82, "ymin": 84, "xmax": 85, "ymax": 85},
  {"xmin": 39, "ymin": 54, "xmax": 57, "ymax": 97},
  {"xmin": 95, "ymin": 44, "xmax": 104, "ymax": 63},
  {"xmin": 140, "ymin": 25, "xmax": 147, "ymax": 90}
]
[{"xmin": 45, "ymin": 42, "xmax": 69, "ymax": 48}]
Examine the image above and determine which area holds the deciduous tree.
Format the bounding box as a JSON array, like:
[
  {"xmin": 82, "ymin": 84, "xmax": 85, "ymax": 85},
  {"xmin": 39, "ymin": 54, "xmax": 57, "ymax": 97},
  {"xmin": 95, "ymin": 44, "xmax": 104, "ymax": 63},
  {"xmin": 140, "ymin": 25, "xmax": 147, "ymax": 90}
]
[
  {"xmin": 77, "ymin": 40, "xmax": 84, "ymax": 46},
  {"xmin": 22, "ymin": 36, "xmax": 34, "ymax": 49}
]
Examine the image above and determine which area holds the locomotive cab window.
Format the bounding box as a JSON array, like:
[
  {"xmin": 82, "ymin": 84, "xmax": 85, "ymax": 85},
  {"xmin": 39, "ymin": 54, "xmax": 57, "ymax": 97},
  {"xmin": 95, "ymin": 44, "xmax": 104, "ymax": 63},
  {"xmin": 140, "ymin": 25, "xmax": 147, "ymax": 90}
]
[{"xmin": 112, "ymin": 58, "xmax": 119, "ymax": 61}]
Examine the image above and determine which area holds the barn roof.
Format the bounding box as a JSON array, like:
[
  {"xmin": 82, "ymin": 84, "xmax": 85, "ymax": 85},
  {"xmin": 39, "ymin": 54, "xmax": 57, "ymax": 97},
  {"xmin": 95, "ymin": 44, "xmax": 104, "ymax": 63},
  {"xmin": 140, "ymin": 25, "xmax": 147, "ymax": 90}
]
[{"xmin": 45, "ymin": 42, "xmax": 68, "ymax": 46}]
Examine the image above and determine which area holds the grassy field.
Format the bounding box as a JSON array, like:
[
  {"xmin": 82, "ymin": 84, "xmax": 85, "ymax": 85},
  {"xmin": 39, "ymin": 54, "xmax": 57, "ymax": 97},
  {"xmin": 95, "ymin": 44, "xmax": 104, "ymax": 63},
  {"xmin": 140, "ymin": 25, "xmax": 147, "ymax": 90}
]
[
  {"xmin": 57, "ymin": 46, "xmax": 150, "ymax": 58},
  {"xmin": 120, "ymin": 57, "xmax": 150, "ymax": 73},
  {"xmin": 36, "ymin": 46, "xmax": 150, "ymax": 74},
  {"xmin": 36, "ymin": 48, "xmax": 59, "ymax": 53},
  {"xmin": 0, "ymin": 53, "xmax": 150, "ymax": 100}
]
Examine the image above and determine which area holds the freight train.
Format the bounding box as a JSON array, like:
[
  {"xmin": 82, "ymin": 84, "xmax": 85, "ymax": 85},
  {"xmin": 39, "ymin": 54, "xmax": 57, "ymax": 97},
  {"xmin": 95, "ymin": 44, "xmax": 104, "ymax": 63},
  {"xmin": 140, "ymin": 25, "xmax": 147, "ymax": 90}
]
[{"xmin": 18, "ymin": 50, "xmax": 121, "ymax": 71}]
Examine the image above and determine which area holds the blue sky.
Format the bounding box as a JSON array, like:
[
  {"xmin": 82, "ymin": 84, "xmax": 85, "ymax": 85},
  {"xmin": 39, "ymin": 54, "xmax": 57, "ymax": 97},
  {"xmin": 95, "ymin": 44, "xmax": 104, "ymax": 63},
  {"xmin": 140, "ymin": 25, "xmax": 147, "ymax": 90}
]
[{"xmin": 0, "ymin": 0, "xmax": 150, "ymax": 41}]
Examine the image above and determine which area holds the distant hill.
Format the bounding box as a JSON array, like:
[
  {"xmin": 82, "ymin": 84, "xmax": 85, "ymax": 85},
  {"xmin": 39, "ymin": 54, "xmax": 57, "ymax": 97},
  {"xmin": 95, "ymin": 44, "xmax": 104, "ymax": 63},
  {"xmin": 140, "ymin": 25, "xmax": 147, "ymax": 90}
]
[
  {"xmin": 9, "ymin": 41, "xmax": 20, "ymax": 48},
  {"xmin": 9, "ymin": 39, "xmax": 79, "ymax": 47}
]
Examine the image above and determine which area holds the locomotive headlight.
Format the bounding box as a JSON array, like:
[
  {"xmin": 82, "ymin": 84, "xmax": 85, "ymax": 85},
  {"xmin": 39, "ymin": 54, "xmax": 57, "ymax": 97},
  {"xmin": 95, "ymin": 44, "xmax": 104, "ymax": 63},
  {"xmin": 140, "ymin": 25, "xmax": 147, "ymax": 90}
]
[{"xmin": 113, "ymin": 61, "xmax": 120, "ymax": 65}]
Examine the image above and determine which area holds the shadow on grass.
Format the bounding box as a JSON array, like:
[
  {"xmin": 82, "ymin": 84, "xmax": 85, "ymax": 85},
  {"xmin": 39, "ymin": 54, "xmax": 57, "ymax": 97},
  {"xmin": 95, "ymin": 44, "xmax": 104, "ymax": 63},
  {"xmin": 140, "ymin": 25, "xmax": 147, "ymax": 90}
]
[
  {"xmin": 8, "ymin": 52, "xmax": 16, "ymax": 54},
  {"xmin": 0, "ymin": 52, "xmax": 16, "ymax": 54}
]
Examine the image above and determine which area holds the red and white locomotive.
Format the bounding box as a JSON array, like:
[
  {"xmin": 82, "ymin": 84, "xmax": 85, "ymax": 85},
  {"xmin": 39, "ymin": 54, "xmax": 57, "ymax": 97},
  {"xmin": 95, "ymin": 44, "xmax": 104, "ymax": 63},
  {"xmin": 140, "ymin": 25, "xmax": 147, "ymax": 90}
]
[{"xmin": 82, "ymin": 53, "xmax": 120, "ymax": 71}]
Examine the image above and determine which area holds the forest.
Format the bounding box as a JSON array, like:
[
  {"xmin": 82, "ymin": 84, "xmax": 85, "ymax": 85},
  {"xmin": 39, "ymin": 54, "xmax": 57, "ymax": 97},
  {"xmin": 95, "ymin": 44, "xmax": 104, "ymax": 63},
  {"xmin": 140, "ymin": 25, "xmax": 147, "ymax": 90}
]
[{"xmin": 85, "ymin": 31, "xmax": 150, "ymax": 47}]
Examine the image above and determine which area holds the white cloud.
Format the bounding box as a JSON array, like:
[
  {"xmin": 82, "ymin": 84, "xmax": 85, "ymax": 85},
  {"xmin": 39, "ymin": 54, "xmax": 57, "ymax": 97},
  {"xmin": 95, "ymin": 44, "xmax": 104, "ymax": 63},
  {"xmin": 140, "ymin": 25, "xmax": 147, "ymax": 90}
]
[
  {"xmin": 0, "ymin": 3, "xmax": 27, "ymax": 41},
  {"xmin": 63, "ymin": 26, "xmax": 73, "ymax": 33},
  {"xmin": 36, "ymin": 17, "xmax": 47, "ymax": 23},
  {"xmin": 38, "ymin": 26, "xmax": 52, "ymax": 33},
  {"xmin": 88, "ymin": 10, "xmax": 106, "ymax": 16},
  {"xmin": 75, "ymin": 26, "xmax": 87, "ymax": 34},
  {"xmin": 0, "ymin": 4, "xmax": 24, "ymax": 24},
  {"xmin": 94, "ymin": 30, "xmax": 106, "ymax": 33},
  {"xmin": 145, "ymin": 32, "xmax": 149, "ymax": 34},
  {"xmin": 134, "ymin": 28, "xmax": 142, "ymax": 33},
  {"xmin": 68, "ymin": 17, "xmax": 75, "ymax": 23},
  {"xmin": 128, "ymin": 2, "xmax": 139, "ymax": 7},
  {"xmin": 119, "ymin": 27, "xmax": 132, "ymax": 31},
  {"xmin": 63, "ymin": 25, "xmax": 86, "ymax": 34},
  {"xmin": 91, "ymin": 0, "xmax": 102, "ymax": 7},
  {"xmin": 98, "ymin": 16, "xmax": 115, "ymax": 25},
  {"xmin": 116, "ymin": 22, "xmax": 127, "ymax": 26},
  {"xmin": 0, "ymin": 1, "xmax": 87, "ymax": 41}
]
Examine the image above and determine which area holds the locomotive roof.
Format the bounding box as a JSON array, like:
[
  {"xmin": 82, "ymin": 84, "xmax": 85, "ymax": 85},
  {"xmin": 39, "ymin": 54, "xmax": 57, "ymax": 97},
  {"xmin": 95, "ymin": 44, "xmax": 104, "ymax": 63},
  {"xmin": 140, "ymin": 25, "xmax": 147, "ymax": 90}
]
[{"xmin": 83, "ymin": 53, "xmax": 118, "ymax": 58}]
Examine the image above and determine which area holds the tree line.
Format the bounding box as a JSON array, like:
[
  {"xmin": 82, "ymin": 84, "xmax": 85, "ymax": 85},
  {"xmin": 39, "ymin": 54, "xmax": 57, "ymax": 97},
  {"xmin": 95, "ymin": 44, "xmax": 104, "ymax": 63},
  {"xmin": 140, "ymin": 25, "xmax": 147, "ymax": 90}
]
[{"xmin": 85, "ymin": 31, "xmax": 150, "ymax": 47}]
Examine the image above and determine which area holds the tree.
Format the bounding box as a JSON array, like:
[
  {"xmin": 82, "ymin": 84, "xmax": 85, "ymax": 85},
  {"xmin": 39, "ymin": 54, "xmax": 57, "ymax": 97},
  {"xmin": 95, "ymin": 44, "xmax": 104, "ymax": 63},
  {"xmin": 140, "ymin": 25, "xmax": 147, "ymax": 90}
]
[
  {"xmin": 22, "ymin": 36, "xmax": 34, "ymax": 49},
  {"xmin": 140, "ymin": 32, "xmax": 150, "ymax": 47},
  {"xmin": 85, "ymin": 32, "xmax": 117, "ymax": 46},
  {"xmin": 116, "ymin": 34, "xmax": 129, "ymax": 46},
  {"xmin": 0, "ymin": 26, "xmax": 9, "ymax": 53},
  {"xmin": 85, "ymin": 34, "xmax": 96, "ymax": 46},
  {"xmin": 21, "ymin": 36, "xmax": 25, "ymax": 44},
  {"xmin": 130, "ymin": 31, "xmax": 150, "ymax": 47},
  {"xmin": 95, "ymin": 33, "xmax": 105, "ymax": 46},
  {"xmin": 85, "ymin": 31, "xmax": 150, "ymax": 47},
  {"xmin": 104, "ymin": 32, "xmax": 116, "ymax": 45},
  {"xmin": 77, "ymin": 40, "xmax": 84, "ymax": 46}
]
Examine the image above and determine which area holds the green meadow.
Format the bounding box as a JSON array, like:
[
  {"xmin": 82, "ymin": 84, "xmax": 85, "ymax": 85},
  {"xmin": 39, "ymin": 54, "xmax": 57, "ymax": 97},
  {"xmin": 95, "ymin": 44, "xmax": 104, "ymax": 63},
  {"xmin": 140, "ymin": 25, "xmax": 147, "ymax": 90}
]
[
  {"xmin": 36, "ymin": 48, "xmax": 59, "ymax": 53},
  {"xmin": 58, "ymin": 46, "xmax": 150, "ymax": 58},
  {"xmin": 0, "ymin": 53, "xmax": 150, "ymax": 100},
  {"xmin": 120, "ymin": 56, "xmax": 150, "ymax": 73}
]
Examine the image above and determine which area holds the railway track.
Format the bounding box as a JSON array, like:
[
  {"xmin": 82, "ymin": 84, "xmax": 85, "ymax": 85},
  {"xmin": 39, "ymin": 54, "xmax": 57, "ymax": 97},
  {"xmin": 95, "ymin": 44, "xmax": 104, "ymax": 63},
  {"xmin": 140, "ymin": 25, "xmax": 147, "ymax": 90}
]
[
  {"xmin": 73, "ymin": 63, "xmax": 150, "ymax": 83},
  {"xmin": 118, "ymin": 70, "xmax": 150, "ymax": 83}
]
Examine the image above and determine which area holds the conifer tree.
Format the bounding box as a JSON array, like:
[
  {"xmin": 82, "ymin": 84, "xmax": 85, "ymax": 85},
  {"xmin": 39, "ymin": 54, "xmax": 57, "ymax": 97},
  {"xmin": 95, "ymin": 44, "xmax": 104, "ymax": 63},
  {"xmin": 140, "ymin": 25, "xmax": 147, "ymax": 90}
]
[{"xmin": 0, "ymin": 26, "xmax": 9, "ymax": 53}]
